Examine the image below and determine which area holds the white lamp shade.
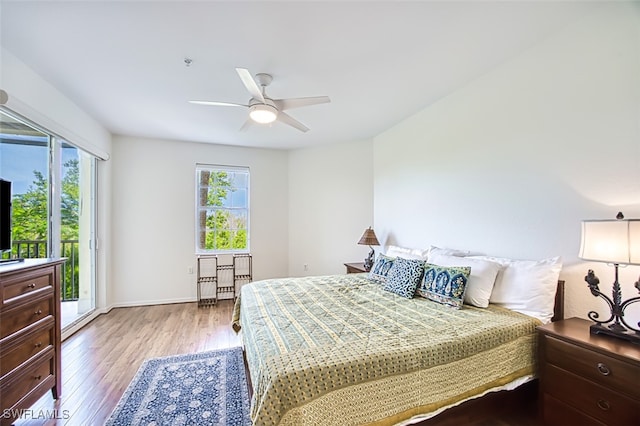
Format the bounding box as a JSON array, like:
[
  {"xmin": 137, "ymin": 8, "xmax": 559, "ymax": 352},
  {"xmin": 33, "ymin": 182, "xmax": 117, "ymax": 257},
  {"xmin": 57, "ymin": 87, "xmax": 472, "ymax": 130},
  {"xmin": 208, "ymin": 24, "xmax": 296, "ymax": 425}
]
[
  {"xmin": 579, "ymin": 219, "xmax": 640, "ymax": 265},
  {"xmin": 631, "ymin": 221, "xmax": 640, "ymax": 263}
]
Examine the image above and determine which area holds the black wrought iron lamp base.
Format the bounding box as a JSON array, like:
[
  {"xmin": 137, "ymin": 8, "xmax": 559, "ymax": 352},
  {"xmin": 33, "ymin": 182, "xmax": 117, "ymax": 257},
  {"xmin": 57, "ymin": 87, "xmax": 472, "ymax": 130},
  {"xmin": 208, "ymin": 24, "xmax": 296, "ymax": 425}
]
[
  {"xmin": 590, "ymin": 323, "xmax": 640, "ymax": 345},
  {"xmin": 584, "ymin": 268, "xmax": 640, "ymax": 345}
]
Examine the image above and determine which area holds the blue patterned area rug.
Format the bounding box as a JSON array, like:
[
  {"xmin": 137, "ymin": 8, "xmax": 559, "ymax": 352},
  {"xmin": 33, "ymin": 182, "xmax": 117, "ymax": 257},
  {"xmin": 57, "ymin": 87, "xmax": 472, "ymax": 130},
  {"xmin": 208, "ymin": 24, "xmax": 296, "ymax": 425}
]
[{"xmin": 105, "ymin": 347, "xmax": 251, "ymax": 426}]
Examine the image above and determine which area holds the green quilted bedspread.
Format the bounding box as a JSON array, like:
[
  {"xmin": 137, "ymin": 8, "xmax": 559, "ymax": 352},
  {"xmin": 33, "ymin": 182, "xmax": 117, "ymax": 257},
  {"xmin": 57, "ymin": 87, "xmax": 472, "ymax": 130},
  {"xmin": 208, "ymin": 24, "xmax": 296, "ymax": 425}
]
[{"xmin": 232, "ymin": 273, "xmax": 540, "ymax": 426}]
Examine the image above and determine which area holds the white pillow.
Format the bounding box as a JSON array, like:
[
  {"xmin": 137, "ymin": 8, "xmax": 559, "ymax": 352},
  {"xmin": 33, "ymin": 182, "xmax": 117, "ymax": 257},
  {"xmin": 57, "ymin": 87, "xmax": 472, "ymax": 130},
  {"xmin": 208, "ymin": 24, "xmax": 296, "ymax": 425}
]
[
  {"xmin": 427, "ymin": 245, "xmax": 473, "ymax": 259},
  {"xmin": 429, "ymin": 253, "xmax": 502, "ymax": 308},
  {"xmin": 470, "ymin": 255, "xmax": 562, "ymax": 324},
  {"xmin": 385, "ymin": 245, "xmax": 429, "ymax": 260}
]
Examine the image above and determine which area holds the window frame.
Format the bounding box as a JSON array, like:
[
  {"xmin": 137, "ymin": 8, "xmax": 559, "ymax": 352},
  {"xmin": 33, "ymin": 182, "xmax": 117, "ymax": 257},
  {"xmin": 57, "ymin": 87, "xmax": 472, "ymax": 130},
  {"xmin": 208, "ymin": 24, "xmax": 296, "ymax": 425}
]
[{"xmin": 194, "ymin": 164, "xmax": 250, "ymax": 254}]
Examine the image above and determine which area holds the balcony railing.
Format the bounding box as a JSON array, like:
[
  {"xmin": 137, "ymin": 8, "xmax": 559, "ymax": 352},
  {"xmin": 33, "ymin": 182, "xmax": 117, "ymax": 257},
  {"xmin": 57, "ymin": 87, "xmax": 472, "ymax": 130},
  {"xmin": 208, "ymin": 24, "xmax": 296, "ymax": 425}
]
[{"xmin": 11, "ymin": 239, "xmax": 79, "ymax": 302}]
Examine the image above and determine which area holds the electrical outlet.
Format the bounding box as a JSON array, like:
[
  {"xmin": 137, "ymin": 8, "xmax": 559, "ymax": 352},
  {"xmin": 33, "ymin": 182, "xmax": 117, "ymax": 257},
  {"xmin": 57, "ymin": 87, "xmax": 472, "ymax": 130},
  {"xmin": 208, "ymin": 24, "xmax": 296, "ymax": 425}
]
[{"xmin": 188, "ymin": 266, "xmax": 194, "ymax": 274}]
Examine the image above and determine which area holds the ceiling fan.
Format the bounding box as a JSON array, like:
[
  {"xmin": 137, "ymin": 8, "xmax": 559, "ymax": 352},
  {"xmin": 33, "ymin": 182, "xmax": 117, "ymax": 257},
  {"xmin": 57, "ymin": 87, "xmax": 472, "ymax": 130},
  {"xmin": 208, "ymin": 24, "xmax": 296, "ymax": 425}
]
[{"xmin": 189, "ymin": 68, "xmax": 330, "ymax": 133}]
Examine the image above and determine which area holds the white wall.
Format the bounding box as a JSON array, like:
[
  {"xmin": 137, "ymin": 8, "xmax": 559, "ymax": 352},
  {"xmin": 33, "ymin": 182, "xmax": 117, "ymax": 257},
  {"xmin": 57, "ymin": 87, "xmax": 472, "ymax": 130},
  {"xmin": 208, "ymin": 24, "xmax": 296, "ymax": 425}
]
[
  {"xmin": 288, "ymin": 139, "xmax": 374, "ymax": 277},
  {"xmin": 110, "ymin": 136, "xmax": 289, "ymax": 307},
  {"xmin": 374, "ymin": 3, "xmax": 640, "ymax": 323}
]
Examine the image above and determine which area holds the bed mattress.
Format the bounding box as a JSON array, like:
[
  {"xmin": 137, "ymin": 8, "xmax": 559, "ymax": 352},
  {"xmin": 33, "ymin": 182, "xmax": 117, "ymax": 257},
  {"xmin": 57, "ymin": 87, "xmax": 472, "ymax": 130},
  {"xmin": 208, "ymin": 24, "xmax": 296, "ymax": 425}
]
[{"xmin": 232, "ymin": 273, "xmax": 541, "ymax": 426}]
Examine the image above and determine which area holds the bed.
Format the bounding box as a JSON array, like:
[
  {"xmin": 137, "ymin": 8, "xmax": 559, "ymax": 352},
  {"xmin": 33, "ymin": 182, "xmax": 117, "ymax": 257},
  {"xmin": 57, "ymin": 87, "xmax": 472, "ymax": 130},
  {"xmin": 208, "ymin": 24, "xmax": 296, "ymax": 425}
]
[{"xmin": 232, "ymin": 253, "xmax": 563, "ymax": 426}]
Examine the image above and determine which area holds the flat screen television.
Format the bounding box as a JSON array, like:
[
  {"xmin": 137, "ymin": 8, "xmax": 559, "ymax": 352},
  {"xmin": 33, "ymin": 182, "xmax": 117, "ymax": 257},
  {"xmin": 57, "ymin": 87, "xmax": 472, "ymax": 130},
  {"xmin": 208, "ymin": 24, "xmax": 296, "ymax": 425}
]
[
  {"xmin": 1, "ymin": 179, "xmax": 13, "ymax": 254},
  {"xmin": 1, "ymin": 179, "xmax": 24, "ymax": 264},
  {"xmin": 0, "ymin": 179, "xmax": 11, "ymax": 251}
]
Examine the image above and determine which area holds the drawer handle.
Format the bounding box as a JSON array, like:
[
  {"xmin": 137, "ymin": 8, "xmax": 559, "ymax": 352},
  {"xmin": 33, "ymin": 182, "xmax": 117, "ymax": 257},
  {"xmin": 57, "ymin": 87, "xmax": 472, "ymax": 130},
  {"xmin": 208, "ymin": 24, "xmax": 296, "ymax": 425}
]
[
  {"xmin": 597, "ymin": 399, "xmax": 611, "ymax": 411},
  {"xmin": 34, "ymin": 309, "xmax": 43, "ymax": 316},
  {"xmin": 35, "ymin": 375, "xmax": 42, "ymax": 381},
  {"xmin": 597, "ymin": 362, "xmax": 611, "ymax": 376},
  {"xmin": 35, "ymin": 342, "xmax": 42, "ymax": 348},
  {"xmin": 27, "ymin": 283, "xmax": 36, "ymax": 289}
]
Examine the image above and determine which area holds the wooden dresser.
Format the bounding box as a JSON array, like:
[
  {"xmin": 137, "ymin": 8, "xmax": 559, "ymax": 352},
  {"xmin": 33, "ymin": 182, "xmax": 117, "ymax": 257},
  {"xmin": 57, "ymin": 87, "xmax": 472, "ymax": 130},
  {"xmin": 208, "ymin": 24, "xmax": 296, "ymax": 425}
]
[
  {"xmin": 537, "ymin": 317, "xmax": 640, "ymax": 426},
  {"xmin": 0, "ymin": 258, "xmax": 64, "ymax": 425}
]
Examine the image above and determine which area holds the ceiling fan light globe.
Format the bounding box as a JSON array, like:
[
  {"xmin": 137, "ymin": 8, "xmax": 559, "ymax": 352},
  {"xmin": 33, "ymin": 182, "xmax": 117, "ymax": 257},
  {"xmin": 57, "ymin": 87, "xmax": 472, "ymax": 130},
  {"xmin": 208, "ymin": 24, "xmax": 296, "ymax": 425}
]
[{"xmin": 249, "ymin": 104, "xmax": 278, "ymax": 124}]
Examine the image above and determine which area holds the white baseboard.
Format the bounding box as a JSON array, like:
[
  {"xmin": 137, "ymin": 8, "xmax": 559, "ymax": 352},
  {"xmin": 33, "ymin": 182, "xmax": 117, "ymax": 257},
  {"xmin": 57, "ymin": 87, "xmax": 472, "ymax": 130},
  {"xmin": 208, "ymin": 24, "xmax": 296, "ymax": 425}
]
[{"xmin": 108, "ymin": 296, "xmax": 196, "ymax": 309}]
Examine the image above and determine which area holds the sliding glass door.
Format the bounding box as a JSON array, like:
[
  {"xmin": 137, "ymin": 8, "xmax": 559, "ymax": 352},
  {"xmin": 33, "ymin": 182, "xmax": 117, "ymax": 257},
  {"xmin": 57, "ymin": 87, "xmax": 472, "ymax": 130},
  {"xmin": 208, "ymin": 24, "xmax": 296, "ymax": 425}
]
[
  {"xmin": 0, "ymin": 109, "xmax": 96, "ymax": 328},
  {"xmin": 57, "ymin": 141, "xmax": 97, "ymax": 324}
]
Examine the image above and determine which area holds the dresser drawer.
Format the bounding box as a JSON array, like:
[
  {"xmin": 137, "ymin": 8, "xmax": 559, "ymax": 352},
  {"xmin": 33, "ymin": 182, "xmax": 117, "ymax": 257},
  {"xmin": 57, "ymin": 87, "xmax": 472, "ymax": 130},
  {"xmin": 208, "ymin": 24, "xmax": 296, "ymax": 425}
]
[
  {"xmin": 542, "ymin": 393, "xmax": 605, "ymax": 426},
  {"xmin": 0, "ymin": 296, "xmax": 53, "ymax": 340},
  {"xmin": 0, "ymin": 350, "xmax": 55, "ymax": 412},
  {"xmin": 543, "ymin": 334, "xmax": 639, "ymax": 399},
  {"xmin": 0, "ymin": 321, "xmax": 54, "ymax": 376},
  {"xmin": 542, "ymin": 363, "xmax": 639, "ymax": 425},
  {"xmin": 1, "ymin": 269, "xmax": 53, "ymax": 306}
]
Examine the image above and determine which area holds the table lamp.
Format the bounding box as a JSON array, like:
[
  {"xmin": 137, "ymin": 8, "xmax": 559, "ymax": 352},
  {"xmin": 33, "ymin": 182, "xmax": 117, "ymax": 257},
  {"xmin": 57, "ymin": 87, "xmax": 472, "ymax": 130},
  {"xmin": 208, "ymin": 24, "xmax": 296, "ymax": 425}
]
[
  {"xmin": 358, "ymin": 227, "xmax": 380, "ymax": 272},
  {"xmin": 579, "ymin": 212, "xmax": 640, "ymax": 343}
]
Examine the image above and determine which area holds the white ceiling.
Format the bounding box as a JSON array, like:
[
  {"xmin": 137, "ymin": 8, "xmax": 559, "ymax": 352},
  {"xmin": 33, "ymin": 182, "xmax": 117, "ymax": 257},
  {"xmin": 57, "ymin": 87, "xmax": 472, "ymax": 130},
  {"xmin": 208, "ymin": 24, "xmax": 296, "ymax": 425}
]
[{"xmin": 1, "ymin": 1, "xmax": 598, "ymax": 150}]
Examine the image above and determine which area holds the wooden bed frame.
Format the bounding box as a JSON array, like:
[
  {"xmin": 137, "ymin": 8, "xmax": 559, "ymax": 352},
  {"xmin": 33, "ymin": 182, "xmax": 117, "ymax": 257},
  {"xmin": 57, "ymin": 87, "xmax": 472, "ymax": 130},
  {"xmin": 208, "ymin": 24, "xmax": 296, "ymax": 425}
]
[{"xmin": 242, "ymin": 280, "xmax": 565, "ymax": 425}]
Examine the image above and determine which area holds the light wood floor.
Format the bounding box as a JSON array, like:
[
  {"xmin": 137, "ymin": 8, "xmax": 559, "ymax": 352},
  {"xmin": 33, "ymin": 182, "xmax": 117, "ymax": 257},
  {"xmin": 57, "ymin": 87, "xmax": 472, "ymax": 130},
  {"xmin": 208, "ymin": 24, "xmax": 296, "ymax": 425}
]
[
  {"xmin": 15, "ymin": 301, "xmax": 540, "ymax": 426},
  {"xmin": 15, "ymin": 301, "xmax": 240, "ymax": 426}
]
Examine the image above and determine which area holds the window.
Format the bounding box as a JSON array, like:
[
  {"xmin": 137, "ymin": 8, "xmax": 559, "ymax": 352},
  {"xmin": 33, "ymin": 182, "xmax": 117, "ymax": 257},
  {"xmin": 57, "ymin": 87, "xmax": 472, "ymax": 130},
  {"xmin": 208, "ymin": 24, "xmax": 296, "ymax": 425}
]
[{"xmin": 195, "ymin": 165, "xmax": 249, "ymax": 253}]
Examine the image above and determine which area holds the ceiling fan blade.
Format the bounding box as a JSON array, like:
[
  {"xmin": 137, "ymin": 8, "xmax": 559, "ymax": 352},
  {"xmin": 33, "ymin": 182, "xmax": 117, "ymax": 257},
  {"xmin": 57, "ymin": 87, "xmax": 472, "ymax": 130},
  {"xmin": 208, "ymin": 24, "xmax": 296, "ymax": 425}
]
[
  {"xmin": 274, "ymin": 96, "xmax": 330, "ymax": 111},
  {"xmin": 239, "ymin": 118, "xmax": 253, "ymax": 132},
  {"xmin": 236, "ymin": 68, "xmax": 265, "ymax": 103},
  {"xmin": 189, "ymin": 100, "xmax": 247, "ymax": 107},
  {"xmin": 277, "ymin": 111, "xmax": 309, "ymax": 133}
]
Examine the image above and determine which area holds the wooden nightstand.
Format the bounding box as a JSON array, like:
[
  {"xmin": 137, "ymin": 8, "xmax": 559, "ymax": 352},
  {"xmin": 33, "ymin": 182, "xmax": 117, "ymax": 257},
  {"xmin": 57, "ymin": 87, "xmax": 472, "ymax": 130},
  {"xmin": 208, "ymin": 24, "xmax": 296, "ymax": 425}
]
[
  {"xmin": 344, "ymin": 262, "xmax": 367, "ymax": 274},
  {"xmin": 537, "ymin": 317, "xmax": 640, "ymax": 426}
]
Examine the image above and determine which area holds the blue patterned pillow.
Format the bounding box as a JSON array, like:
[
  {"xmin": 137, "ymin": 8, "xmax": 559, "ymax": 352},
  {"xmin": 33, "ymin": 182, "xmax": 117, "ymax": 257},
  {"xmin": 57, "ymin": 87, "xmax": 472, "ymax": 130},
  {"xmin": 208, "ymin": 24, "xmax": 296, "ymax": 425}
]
[
  {"xmin": 416, "ymin": 263, "xmax": 471, "ymax": 308},
  {"xmin": 383, "ymin": 257, "xmax": 425, "ymax": 298},
  {"xmin": 369, "ymin": 254, "xmax": 395, "ymax": 283}
]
